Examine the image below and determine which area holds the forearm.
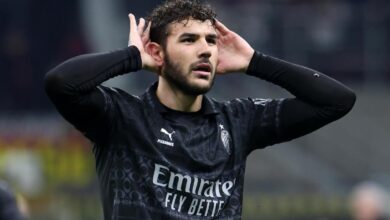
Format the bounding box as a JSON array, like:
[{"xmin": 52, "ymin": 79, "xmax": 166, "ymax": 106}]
[
  {"xmin": 44, "ymin": 46, "xmax": 141, "ymax": 98},
  {"xmin": 44, "ymin": 45, "xmax": 141, "ymax": 118},
  {"xmin": 246, "ymin": 52, "xmax": 356, "ymax": 145},
  {"xmin": 44, "ymin": 46, "xmax": 142, "ymax": 140},
  {"xmin": 246, "ymin": 52, "xmax": 356, "ymax": 113}
]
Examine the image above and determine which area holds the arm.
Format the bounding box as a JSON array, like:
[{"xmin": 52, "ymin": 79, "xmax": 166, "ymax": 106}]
[
  {"xmin": 215, "ymin": 21, "xmax": 356, "ymax": 147},
  {"xmin": 44, "ymin": 14, "xmax": 154, "ymax": 141},
  {"xmin": 247, "ymin": 52, "xmax": 356, "ymax": 145},
  {"xmin": 44, "ymin": 46, "xmax": 142, "ymax": 139}
]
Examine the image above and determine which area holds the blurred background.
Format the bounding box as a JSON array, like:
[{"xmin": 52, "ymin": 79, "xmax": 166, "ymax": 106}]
[{"xmin": 0, "ymin": 0, "xmax": 389, "ymax": 219}]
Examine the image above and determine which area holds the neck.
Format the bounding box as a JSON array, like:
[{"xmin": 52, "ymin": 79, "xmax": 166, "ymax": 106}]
[{"xmin": 156, "ymin": 77, "xmax": 203, "ymax": 112}]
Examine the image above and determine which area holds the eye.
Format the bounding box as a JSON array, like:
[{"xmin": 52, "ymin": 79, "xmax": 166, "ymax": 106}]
[
  {"xmin": 181, "ymin": 38, "xmax": 195, "ymax": 43},
  {"xmin": 207, "ymin": 38, "xmax": 217, "ymax": 45}
]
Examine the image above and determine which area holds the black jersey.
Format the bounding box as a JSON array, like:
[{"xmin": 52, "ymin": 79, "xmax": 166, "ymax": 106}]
[{"xmin": 44, "ymin": 46, "xmax": 355, "ymax": 219}]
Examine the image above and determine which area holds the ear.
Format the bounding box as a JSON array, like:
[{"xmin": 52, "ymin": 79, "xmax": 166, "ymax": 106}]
[{"xmin": 146, "ymin": 42, "xmax": 164, "ymax": 67}]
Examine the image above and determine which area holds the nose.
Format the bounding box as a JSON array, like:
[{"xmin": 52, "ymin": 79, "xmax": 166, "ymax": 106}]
[{"xmin": 197, "ymin": 39, "xmax": 212, "ymax": 59}]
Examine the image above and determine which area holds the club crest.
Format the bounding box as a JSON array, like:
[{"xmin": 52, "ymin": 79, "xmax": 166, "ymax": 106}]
[{"xmin": 219, "ymin": 124, "xmax": 231, "ymax": 155}]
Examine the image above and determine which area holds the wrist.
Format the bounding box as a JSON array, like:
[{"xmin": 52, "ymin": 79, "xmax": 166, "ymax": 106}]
[
  {"xmin": 126, "ymin": 46, "xmax": 142, "ymax": 71},
  {"xmin": 240, "ymin": 49, "xmax": 255, "ymax": 73}
]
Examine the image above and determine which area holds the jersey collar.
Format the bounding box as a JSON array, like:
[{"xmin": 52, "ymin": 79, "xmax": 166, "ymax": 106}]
[{"xmin": 144, "ymin": 82, "xmax": 219, "ymax": 115}]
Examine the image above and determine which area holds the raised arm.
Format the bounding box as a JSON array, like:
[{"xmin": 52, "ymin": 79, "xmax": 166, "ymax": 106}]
[
  {"xmin": 215, "ymin": 20, "xmax": 356, "ymax": 148},
  {"xmin": 44, "ymin": 14, "xmax": 154, "ymax": 140},
  {"xmin": 247, "ymin": 52, "xmax": 356, "ymax": 146}
]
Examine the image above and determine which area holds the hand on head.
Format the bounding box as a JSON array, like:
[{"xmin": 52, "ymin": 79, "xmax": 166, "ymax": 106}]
[
  {"xmin": 215, "ymin": 20, "xmax": 254, "ymax": 74},
  {"xmin": 128, "ymin": 13, "xmax": 159, "ymax": 72},
  {"xmin": 128, "ymin": 13, "xmax": 254, "ymax": 75}
]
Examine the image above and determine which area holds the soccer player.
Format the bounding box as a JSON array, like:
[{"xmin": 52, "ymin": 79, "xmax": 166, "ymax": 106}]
[
  {"xmin": 0, "ymin": 181, "xmax": 26, "ymax": 220},
  {"xmin": 44, "ymin": 0, "xmax": 356, "ymax": 219}
]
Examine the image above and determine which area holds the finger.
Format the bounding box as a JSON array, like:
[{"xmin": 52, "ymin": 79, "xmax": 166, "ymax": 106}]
[
  {"xmin": 143, "ymin": 21, "xmax": 151, "ymax": 40},
  {"xmin": 144, "ymin": 21, "xmax": 151, "ymax": 36},
  {"xmin": 215, "ymin": 19, "xmax": 230, "ymax": 35},
  {"xmin": 141, "ymin": 21, "xmax": 151, "ymax": 44},
  {"xmin": 138, "ymin": 18, "xmax": 145, "ymax": 34},
  {"xmin": 129, "ymin": 13, "xmax": 137, "ymax": 34}
]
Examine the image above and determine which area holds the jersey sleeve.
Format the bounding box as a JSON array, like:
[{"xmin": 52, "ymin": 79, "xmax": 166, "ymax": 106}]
[
  {"xmin": 44, "ymin": 46, "xmax": 142, "ymax": 143},
  {"xmin": 243, "ymin": 52, "xmax": 356, "ymax": 152}
]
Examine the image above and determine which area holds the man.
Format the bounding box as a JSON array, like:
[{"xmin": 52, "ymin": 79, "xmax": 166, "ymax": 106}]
[
  {"xmin": 44, "ymin": 0, "xmax": 356, "ymax": 219},
  {"xmin": 0, "ymin": 181, "xmax": 26, "ymax": 220},
  {"xmin": 350, "ymin": 182, "xmax": 389, "ymax": 220}
]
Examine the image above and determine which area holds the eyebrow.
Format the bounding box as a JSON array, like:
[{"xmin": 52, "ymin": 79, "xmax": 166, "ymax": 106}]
[{"xmin": 179, "ymin": 33, "xmax": 218, "ymax": 39}]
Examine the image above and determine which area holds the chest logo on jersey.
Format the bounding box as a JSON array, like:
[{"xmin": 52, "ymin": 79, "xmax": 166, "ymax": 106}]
[
  {"xmin": 219, "ymin": 124, "xmax": 231, "ymax": 155},
  {"xmin": 157, "ymin": 128, "xmax": 175, "ymax": 147}
]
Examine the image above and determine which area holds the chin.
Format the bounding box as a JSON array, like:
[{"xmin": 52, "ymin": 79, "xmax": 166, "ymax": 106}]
[
  {"xmin": 187, "ymin": 81, "xmax": 213, "ymax": 95},
  {"xmin": 186, "ymin": 87, "xmax": 211, "ymax": 96}
]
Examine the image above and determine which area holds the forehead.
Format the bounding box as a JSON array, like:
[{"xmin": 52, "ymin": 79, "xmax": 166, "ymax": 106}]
[{"xmin": 167, "ymin": 19, "xmax": 216, "ymax": 37}]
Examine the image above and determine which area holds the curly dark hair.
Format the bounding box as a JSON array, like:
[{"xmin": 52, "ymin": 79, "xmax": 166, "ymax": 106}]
[{"xmin": 146, "ymin": 0, "xmax": 217, "ymax": 48}]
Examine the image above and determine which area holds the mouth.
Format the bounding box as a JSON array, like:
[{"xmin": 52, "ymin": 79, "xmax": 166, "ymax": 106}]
[{"xmin": 192, "ymin": 62, "xmax": 212, "ymax": 78}]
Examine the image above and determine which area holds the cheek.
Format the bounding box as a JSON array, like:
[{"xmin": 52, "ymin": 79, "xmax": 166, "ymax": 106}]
[
  {"xmin": 166, "ymin": 48, "xmax": 190, "ymax": 63},
  {"xmin": 212, "ymin": 47, "xmax": 218, "ymax": 58},
  {"xmin": 173, "ymin": 54, "xmax": 193, "ymax": 69},
  {"xmin": 211, "ymin": 49, "xmax": 218, "ymax": 66}
]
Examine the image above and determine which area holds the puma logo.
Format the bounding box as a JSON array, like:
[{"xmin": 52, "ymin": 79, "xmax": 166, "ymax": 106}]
[{"xmin": 160, "ymin": 128, "xmax": 175, "ymax": 141}]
